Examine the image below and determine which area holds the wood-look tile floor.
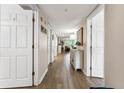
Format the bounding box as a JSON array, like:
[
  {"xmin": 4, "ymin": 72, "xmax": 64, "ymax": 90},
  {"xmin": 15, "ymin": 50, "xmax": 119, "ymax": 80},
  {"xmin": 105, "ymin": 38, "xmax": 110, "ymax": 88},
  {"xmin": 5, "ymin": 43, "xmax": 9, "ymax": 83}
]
[{"xmin": 31, "ymin": 53, "xmax": 104, "ymax": 89}]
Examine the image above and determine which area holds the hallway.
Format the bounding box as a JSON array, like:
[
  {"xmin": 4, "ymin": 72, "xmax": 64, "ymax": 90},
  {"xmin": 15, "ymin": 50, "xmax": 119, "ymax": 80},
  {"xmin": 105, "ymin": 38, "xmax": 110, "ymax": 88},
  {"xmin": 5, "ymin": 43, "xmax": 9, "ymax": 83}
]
[
  {"xmin": 33, "ymin": 53, "xmax": 104, "ymax": 89},
  {"xmin": 1, "ymin": 4, "xmax": 124, "ymax": 90}
]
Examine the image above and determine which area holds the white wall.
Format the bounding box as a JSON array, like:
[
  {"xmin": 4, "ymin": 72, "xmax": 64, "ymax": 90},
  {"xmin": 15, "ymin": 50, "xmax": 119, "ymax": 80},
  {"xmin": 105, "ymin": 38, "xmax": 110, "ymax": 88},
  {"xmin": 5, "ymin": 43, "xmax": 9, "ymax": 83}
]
[
  {"xmin": 47, "ymin": 26, "xmax": 51, "ymax": 64},
  {"xmin": 38, "ymin": 11, "xmax": 48, "ymax": 85},
  {"xmin": 104, "ymin": 5, "xmax": 124, "ymax": 88},
  {"xmin": 38, "ymin": 25, "xmax": 48, "ymax": 84},
  {"xmin": 34, "ymin": 7, "xmax": 58, "ymax": 85},
  {"xmin": 83, "ymin": 19, "xmax": 90, "ymax": 76},
  {"xmin": 34, "ymin": 10, "xmax": 48, "ymax": 85}
]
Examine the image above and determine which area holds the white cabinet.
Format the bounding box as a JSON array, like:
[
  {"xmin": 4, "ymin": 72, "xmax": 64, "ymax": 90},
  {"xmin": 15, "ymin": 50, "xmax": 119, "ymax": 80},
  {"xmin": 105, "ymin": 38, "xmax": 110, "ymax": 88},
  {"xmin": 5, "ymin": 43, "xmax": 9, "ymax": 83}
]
[{"xmin": 70, "ymin": 46, "xmax": 84, "ymax": 71}]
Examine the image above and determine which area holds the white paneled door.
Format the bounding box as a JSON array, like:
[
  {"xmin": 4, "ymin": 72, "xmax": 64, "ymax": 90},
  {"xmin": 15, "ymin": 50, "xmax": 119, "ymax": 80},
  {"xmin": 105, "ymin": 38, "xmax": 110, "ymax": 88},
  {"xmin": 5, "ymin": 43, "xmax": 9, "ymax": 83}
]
[
  {"xmin": 0, "ymin": 8, "xmax": 33, "ymax": 88},
  {"xmin": 91, "ymin": 9, "xmax": 104, "ymax": 78}
]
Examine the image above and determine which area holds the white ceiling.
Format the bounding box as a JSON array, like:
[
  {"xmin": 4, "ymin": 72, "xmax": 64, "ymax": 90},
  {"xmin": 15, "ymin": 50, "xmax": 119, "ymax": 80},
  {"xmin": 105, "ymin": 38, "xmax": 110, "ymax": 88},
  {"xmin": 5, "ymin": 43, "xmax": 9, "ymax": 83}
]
[{"xmin": 39, "ymin": 4, "xmax": 97, "ymax": 37}]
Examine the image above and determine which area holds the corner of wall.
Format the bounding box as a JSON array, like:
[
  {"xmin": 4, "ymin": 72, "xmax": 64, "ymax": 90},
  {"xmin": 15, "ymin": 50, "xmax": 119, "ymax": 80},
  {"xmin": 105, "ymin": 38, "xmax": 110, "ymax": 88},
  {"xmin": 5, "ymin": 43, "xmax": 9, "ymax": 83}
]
[{"xmin": 38, "ymin": 68, "xmax": 48, "ymax": 85}]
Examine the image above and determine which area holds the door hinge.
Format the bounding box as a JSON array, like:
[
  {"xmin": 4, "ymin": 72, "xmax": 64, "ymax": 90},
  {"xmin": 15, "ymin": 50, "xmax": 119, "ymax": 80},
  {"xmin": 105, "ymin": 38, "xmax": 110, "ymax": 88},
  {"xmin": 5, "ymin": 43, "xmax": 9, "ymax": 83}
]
[
  {"xmin": 32, "ymin": 18, "xmax": 35, "ymax": 22},
  {"xmin": 32, "ymin": 45, "xmax": 34, "ymax": 48},
  {"xmin": 90, "ymin": 25, "xmax": 92, "ymax": 28},
  {"xmin": 90, "ymin": 67, "xmax": 92, "ymax": 70},
  {"xmin": 32, "ymin": 72, "xmax": 35, "ymax": 76},
  {"xmin": 90, "ymin": 46, "xmax": 92, "ymax": 49}
]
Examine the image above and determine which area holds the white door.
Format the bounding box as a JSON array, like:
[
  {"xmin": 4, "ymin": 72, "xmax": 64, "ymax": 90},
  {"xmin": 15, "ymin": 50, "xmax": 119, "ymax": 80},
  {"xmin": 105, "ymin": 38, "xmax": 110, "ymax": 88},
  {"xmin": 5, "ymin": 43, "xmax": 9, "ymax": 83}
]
[
  {"xmin": 91, "ymin": 9, "xmax": 104, "ymax": 78},
  {"xmin": 0, "ymin": 6, "xmax": 33, "ymax": 88}
]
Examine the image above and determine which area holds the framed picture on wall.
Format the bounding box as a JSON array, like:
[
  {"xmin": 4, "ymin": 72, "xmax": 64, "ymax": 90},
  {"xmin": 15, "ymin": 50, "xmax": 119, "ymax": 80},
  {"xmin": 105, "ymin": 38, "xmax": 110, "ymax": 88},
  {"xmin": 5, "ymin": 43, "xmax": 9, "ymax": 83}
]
[{"xmin": 41, "ymin": 25, "xmax": 47, "ymax": 34}]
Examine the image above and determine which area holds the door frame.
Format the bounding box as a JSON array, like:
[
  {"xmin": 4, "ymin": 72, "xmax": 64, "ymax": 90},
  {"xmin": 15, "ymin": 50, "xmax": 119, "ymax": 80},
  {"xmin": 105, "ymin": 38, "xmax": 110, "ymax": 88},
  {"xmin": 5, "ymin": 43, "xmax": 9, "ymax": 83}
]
[
  {"xmin": 31, "ymin": 10, "xmax": 38, "ymax": 86},
  {"xmin": 86, "ymin": 5, "xmax": 105, "ymax": 77},
  {"xmin": 90, "ymin": 21, "xmax": 93, "ymax": 77},
  {"xmin": 32, "ymin": 11, "xmax": 35, "ymax": 86}
]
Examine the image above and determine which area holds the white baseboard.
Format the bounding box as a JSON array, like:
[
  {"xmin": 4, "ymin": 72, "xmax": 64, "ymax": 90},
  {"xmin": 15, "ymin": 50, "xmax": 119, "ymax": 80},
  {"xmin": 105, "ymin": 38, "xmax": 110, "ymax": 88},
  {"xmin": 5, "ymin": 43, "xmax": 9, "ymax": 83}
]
[
  {"xmin": 83, "ymin": 70, "xmax": 90, "ymax": 76},
  {"xmin": 83, "ymin": 70, "xmax": 87, "ymax": 75},
  {"xmin": 38, "ymin": 68, "xmax": 48, "ymax": 85}
]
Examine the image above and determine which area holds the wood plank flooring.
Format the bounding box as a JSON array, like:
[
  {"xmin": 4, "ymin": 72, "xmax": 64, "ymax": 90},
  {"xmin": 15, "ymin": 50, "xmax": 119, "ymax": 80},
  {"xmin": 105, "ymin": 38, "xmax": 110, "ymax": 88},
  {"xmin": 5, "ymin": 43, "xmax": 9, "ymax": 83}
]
[{"xmin": 32, "ymin": 53, "xmax": 104, "ymax": 89}]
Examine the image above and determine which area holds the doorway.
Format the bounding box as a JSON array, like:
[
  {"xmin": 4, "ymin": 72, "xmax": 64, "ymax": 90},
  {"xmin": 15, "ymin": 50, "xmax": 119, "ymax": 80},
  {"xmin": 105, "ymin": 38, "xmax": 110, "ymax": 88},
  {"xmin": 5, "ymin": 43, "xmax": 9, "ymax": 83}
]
[{"xmin": 87, "ymin": 5, "xmax": 104, "ymax": 78}]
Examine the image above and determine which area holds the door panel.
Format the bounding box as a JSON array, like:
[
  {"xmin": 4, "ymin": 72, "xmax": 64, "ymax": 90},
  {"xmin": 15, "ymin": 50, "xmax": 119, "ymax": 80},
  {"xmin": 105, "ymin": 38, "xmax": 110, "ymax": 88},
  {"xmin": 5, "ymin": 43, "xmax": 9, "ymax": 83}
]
[
  {"xmin": 16, "ymin": 26, "xmax": 27, "ymax": 48},
  {"xmin": 0, "ymin": 26, "xmax": 11, "ymax": 48},
  {"xmin": 16, "ymin": 14, "xmax": 28, "ymax": 24},
  {"xmin": 16, "ymin": 56, "xmax": 28, "ymax": 79},
  {"xmin": 91, "ymin": 9, "xmax": 104, "ymax": 78},
  {"xmin": 0, "ymin": 57, "xmax": 11, "ymax": 79},
  {"xmin": 0, "ymin": 5, "xmax": 33, "ymax": 88}
]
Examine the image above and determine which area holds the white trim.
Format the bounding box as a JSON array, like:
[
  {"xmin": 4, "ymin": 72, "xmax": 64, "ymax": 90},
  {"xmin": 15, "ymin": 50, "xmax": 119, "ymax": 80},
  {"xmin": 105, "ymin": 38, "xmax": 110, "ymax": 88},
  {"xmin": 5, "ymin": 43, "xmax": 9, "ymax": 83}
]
[
  {"xmin": 83, "ymin": 70, "xmax": 87, "ymax": 76},
  {"xmin": 87, "ymin": 5, "xmax": 104, "ymax": 19},
  {"xmin": 83, "ymin": 70, "xmax": 90, "ymax": 76},
  {"xmin": 33, "ymin": 10, "xmax": 39, "ymax": 86},
  {"xmin": 38, "ymin": 68, "xmax": 48, "ymax": 85}
]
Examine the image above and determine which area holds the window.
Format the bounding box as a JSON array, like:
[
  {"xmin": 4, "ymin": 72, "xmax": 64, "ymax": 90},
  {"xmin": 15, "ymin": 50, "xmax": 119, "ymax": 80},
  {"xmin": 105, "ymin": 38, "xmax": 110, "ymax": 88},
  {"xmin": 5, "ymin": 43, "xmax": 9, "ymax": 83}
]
[{"xmin": 64, "ymin": 40, "xmax": 76, "ymax": 47}]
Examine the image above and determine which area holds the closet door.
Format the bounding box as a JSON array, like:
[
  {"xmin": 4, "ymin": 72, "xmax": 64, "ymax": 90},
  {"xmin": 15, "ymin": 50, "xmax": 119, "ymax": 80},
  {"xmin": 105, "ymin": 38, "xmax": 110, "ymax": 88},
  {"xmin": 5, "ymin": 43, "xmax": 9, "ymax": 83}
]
[
  {"xmin": 0, "ymin": 5, "xmax": 33, "ymax": 88},
  {"xmin": 91, "ymin": 9, "xmax": 104, "ymax": 78}
]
